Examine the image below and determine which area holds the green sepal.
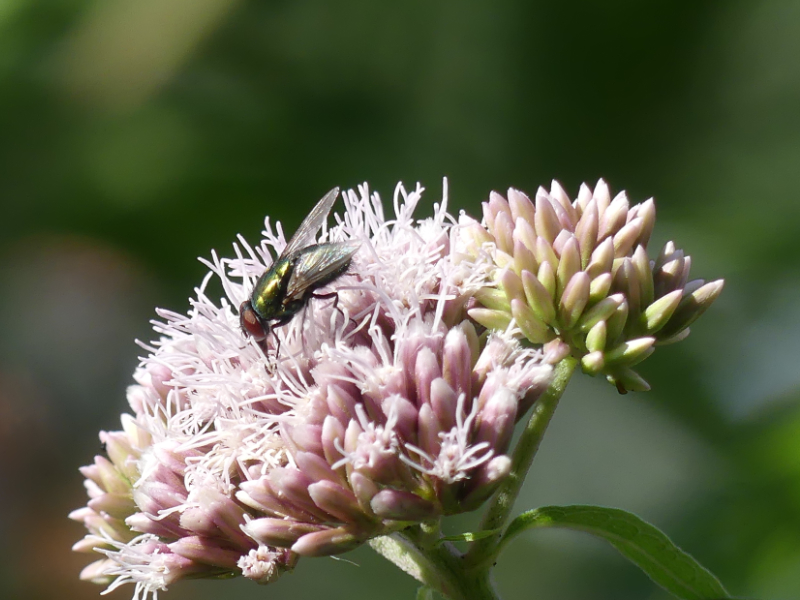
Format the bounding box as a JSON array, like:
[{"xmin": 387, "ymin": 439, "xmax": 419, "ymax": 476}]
[
  {"xmin": 468, "ymin": 308, "xmax": 512, "ymax": 331},
  {"xmin": 474, "ymin": 288, "xmax": 510, "ymax": 311}
]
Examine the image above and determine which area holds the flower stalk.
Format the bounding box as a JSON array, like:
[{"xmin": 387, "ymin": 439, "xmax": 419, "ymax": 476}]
[{"xmin": 371, "ymin": 528, "xmax": 501, "ymax": 600}]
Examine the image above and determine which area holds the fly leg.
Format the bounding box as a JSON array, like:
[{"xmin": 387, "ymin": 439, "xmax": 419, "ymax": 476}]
[
  {"xmin": 312, "ymin": 291, "xmax": 355, "ymax": 331},
  {"xmin": 267, "ymin": 315, "xmax": 295, "ymax": 370}
]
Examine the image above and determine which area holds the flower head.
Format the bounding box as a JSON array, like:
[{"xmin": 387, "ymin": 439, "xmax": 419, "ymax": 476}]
[
  {"xmin": 463, "ymin": 180, "xmax": 724, "ymax": 392},
  {"xmin": 72, "ymin": 182, "xmax": 559, "ymax": 598}
]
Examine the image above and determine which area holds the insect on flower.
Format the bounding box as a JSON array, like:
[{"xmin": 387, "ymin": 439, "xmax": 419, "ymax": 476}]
[{"xmin": 239, "ymin": 187, "xmax": 360, "ymax": 360}]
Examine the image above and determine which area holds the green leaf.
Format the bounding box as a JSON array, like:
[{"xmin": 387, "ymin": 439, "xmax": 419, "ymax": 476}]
[
  {"xmin": 436, "ymin": 528, "xmax": 501, "ymax": 545},
  {"xmin": 500, "ymin": 505, "xmax": 730, "ymax": 600}
]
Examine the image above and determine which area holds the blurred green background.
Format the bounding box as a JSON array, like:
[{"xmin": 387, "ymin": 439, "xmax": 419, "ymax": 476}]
[{"xmin": 1, "ymin": 1, "xmax": 799, "ymax": 599}]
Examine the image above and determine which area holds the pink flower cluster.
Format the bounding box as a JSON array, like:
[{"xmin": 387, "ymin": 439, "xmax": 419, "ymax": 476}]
[{"xmin": 71, "ymin": 183, "xmax": 561, "ymax": 599}]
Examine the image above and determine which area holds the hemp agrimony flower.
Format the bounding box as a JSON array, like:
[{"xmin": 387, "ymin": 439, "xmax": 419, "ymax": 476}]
[
  {"xmin": 463, "ymin": 180, "xmax": 724, "ymax": 392},
  {"xmin": 71, "ymin": 183, "xmax": 562, "ymax": 599}
]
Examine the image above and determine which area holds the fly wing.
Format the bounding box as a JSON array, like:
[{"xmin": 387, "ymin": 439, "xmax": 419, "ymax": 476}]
[
  {"xmin": 284, "ymin": 241, "xmax": 360, "ymax": 303},
  {"xmin": 280, "ymin": 187, "xmax": 340, "ymax": 259}
]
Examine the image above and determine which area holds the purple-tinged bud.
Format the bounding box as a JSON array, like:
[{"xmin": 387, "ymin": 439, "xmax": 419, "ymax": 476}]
[
  {"xmin": 520, "ymin": 269, "xmax": 555, "ymax": 327},
  {"xmin": 642, "ymin": 289, "xmax": 683, "ymax": 333},
  {"xmin": 243, "ymin": 517, "xmax": 323, "ymax": 547},
  {"xmin": 308, "ymin": 480, "xmax": 374, "ymax": 525},
  {"xmin": 292, "ymin": 527, "xmax": 362, "ymax": 557},
  {"xmin": 574, "ymin": 200, "xmax": 599, "ymax": 267},
  {"xmin": 511, "ymin": 299, "xmax": 552, "ymax": 344},
  {"xmin": 508, "ymin": 188, "xmax": 536, "ymax": 225},
  {"xmin": 133, "ymin": 481, "xmax": 187, "ymax": 514},
  {"xmin": 657, "ymin": 279, "xmax": 725, "ymax": 339},
  {"xmin": 429, "ymin": 378, "xmax": 458, "ymax": 433},
  {"xmin": 586, "ymin": 237, "xmax": 615, "ymax": 279},
  {"xmin": 605, "ymin": 337, "xmax": 656, "ymax": 367},
  {"xmin": 613, "ymin": 258, "xmax": 641, "ymax": 320},
  {"xmin": 78, "ymin": 464, "xmax": 102, "ymax": 487},
  {"xmin": 370, "ymin": 489, "xmax": 437, "ymax": 521},
  {"xmin": 599, "ymin": 192, "xmax": 629, "ymax": 239},
  {"xmin": 183, "ymin": 489, "xmax": 251, "ymax": 550},
  {"xmin": 283, "ymin": 422, "xmax": 323, "ymax": 455},
  {"xmin": 631, "ymin": 245, "xmax": 654, "ymax": 306},
  {"xmin": 493, "ymin": 211, "xmax": 515, "ymax": 254},
  {"xmin": 537, "ymin": 261, "xmax": 557, "ymax": 299},
  {"xmin": 552, "ymin": 229, "xmax": 572, "ymax": 256},
  {"xmin": 321, "ymin": 415, "xmax": 346, "ymax": 467},
  {"xmin": 556, "ymin": 236, "xmax": 581, "ymax": 293},
  {"xmin": 294, "ymin": 451, "xmax": 340, "ymax": 485},
  {"xmin": 653, "ymin": 248, "xmax": 687, "ymax": 298},
  {"xmin": 605, "ymin": 299, "xmax": 630, "ymax": 345},
  {"xmin": 578, "ymin": 294, "xmax": 623, "ymax": 333},
  {"xmin": 613, "ymin": 217, "xmax": 644, "ymax": 258},
  {"xmin": 631, "ymin": 198, "xmax": 656, "ymax": 248},
  {"xmin": 169, "ymin": 536, "xmax": 243, "ymax": 569},
  {"xmin": 237, "ymin": 478, "xmax": 311, "ymax": 521},
  {"xmin": 581, "ymin": 351, "xmax": 605, "ymax": 375},
  {"xmin": 72, "ymin": 536, "xmax": 105, "ymax": 554},
  {"xmin": 79, "ymin": 558, "xmax": 114, "ymax": 584},
  {"xmin": 348, "ymin": 472, "xmax": 379, "ymax": 514},
  {"xmin": 558, "ymin": 272, "xmax": 591, "ymax": 329},
  {"xmin": 550, "ymin": 180, "xmax": 577, "ymax": 224},
  {"xmin": 126, "ymin": 513, "xmax": 184, "ymax": 538},
  {"xmin": 474, "ymin": 388, "xmax": 517, "ymax": 454},
  {"xmin": 513, "ymin": 238, "xmax": 538, "ymax": 275},
  {"xmin": 91, "ymin": 456, "xmax": 130, "ymax": 497},
  {"xmin": 594, "ymin": 179, "xmax": 612, "ymax": 211},
  {"xmin": 326, "ymin": 383, "xmax": 359, "ymax": 424},
  {"xmin": 417, "ymin": 403, "xmax": 441, "ymax": 457},
  {"xmin": 534, "ymin": 236, "xmax": 559, "ymax": 274},
  {"xmin": 488, "ymin": 190, "xmax": 512, "ymax": 219},
  {"xmin": 576, "ymin": 182, "xmax": 593, "ymax": 211},
  {"xmin": 585, "ymin": 321, "xmax": 608, "ymax": 353},
  {"xmin": 493, "ymin": 249, "xmax": 515, "ymax": 270},
  {"xmin": 415, "ymin": 348, "xmax": 442, "ymax": 409},
  {"xmin": 543, "ymin": 339, "xmax": 570, "ymax": 364},
  {"xmin": 87, "ymin": 494, "xmax": 135, "ymax": 520},
  {"xmin": 269, "ymin": 468, "xmax": 330, "ymax": 522},
  {"xmin": 589, "ymin": 272, "xmax": 613, "ymax": 303},
  {"xmin": 468, "ymin": 307, "xmax": 512, "ymax": 332},
  {"xmin": 535, "ymin": 193, "xmax": 561, "ymax": 243},
  {"xmin": 474, "ymin": 287, "xmax": 511, "ymax": 311},
  {"xmin": 460, "ymin": 455, "xmax": 512, "ymax": 511},
  {"xmin": 443, "ymin": 326, "xmax": 474, "ymax": 397},
  {"xmin": 152, "ymin": 443, "xmax": 193, "ymax": 478},
  {"xmin": 383, "ymin": 395, "xmax": 418, "ymax": 443},
  {"xmin": 483, "ymin": 194, "xmax": 503, "ymax": 233},
  {"xmin": 99, "ymin": 431, "xmax": 138, "ymax": 481},
  {"xmin": 465, "ymin": 219, "xmax": 494, "ymax": 250},
  {"xmin": 513, "ymin": 217, "xmax": 538, "ymax": 254},
  {"xmin": 343, "ymin": 418, "xmax": 363, "ymax": 456},
  {"xmin": 500, "ymin": 268, "xmax": 525, "ymax": 304}
]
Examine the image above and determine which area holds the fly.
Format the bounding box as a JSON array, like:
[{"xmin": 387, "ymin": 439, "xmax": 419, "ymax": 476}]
[{"xmin": 239, "ymin": 187, "xmax": 360, "ymax": 360}]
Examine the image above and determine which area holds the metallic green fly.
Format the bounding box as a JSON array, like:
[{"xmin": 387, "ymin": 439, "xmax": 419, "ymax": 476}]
[{"xmin": 239, "ymin": 188, "xmax": 360, "ymax": 359}]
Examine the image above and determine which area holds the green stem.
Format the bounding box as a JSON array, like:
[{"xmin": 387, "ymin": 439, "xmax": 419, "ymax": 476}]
[
  {"xmin": 370, "ymin": 527, "xmax": 501, "ymax": 600},
  {"xmin": 465, "ymin": 356, "xmax": 577, "ymax": 567}
]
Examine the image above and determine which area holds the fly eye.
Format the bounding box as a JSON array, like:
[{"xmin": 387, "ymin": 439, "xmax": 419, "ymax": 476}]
[{"xmin": 240, "ymin": 301, "xmax": 268, "ymax": 342}]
